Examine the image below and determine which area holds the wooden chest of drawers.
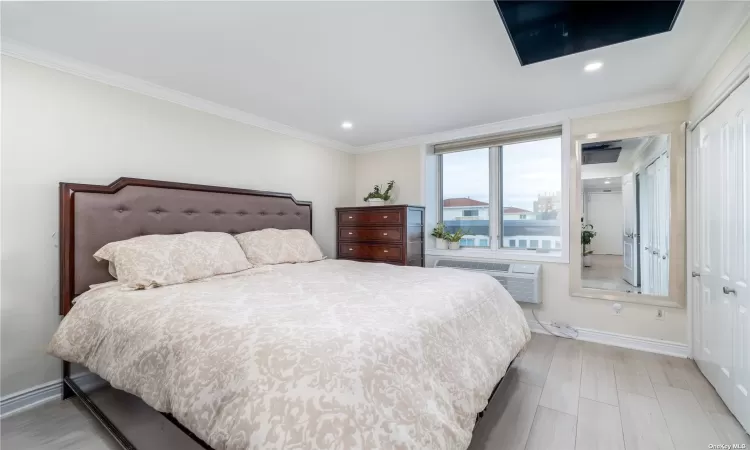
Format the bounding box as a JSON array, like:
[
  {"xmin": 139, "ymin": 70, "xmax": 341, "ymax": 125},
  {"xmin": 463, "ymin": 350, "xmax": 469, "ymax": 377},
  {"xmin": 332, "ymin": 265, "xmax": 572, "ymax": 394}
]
[{"xmin": 336, "ymin": 205, "xmax": 425, "ymax": 267}]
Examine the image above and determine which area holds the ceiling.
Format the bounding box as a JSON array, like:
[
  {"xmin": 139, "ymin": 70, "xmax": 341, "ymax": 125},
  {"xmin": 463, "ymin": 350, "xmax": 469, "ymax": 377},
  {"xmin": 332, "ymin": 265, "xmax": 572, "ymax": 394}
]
[{"xmin": 2, "ymin": 1, "xmax": 748, "ymax": 148}]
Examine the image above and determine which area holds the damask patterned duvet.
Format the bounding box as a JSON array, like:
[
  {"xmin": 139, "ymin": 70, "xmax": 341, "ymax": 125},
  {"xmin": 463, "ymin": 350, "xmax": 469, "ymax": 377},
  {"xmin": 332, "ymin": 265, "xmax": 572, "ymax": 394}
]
[{"xmin": 49, "ymin": 260, "xmax": 530, "ymax": 450}]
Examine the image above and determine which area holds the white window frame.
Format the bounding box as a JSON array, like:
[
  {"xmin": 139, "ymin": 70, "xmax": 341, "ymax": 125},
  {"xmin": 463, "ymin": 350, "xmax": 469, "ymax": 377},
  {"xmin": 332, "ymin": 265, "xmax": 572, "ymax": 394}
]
[{"xmin": 427, "ymin": 124, "xmax": 570, "ymax": 264}]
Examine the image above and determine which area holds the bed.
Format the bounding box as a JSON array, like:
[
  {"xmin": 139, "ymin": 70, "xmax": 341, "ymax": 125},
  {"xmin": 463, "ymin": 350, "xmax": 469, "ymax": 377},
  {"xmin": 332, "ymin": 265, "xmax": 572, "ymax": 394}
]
[{"xmin": 50, "ymin": 178, "xmax": 530, "ymax": 450}]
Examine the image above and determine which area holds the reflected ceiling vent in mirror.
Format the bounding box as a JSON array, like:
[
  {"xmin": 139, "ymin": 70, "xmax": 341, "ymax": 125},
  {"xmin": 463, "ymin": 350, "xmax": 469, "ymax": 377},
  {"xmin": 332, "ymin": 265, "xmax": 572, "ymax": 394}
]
[
  {"xmin": 494, "ymin": 0, "xmax": 684, "ymax": 66},
  {"xmin": 582, "ymin": 141, "xmax": 622, "ymax": 165}
]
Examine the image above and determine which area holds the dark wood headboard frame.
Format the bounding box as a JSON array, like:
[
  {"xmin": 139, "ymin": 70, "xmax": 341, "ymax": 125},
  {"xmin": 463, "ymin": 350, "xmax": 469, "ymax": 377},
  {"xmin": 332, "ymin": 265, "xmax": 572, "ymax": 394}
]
[{"xmin": 59, "ymin": 177, "xmax": 312, "ymax": 315}]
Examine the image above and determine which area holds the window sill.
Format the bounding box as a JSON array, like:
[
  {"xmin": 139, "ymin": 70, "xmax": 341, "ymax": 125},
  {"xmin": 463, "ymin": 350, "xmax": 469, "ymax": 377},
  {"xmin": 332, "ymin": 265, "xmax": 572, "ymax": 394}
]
[{"xmin": 425, "ymin": 248, "xmax": 568, "ymax": 264}]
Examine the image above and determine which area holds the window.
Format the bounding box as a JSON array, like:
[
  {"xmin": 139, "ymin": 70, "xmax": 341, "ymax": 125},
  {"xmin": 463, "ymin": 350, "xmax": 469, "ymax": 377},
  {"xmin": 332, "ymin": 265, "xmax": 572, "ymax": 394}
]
[
  {"xmin": 459, "ymin": 238, "xmax": 473, "ymax": 247},
  {"xmin": 440, "ymin": 148, "xmax": 490, "ymax": 248},
  {"xmin": 502, "ymin": 137, "xmax": 562, "ymax": 249},
  {"xmin": 438, "ymin": 130, "xmax": 563, "ymax": 255}
]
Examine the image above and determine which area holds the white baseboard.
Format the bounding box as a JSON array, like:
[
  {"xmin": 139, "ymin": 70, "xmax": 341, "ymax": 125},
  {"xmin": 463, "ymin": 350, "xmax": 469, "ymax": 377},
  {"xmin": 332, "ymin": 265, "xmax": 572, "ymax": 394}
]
[
  {"xmin": 528, "ymin": 320, "xmax": 690, "ymax": 358},
  {"xmin": 0, "ymin": 373, "xmax": 108, "ymax": 419}
]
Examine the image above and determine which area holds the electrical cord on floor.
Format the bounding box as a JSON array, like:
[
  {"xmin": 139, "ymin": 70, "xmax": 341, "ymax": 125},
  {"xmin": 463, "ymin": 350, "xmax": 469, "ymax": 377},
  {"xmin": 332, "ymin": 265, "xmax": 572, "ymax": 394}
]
[{"xmin": 531, "ymin": 308, "xmax": 579, "ymax": 340}]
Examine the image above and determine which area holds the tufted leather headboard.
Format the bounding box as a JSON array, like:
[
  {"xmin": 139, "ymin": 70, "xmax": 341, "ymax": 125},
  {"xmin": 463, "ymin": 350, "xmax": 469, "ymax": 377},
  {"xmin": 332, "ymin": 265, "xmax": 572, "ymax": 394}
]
[{"xmin": 60, "ymin": 178, "xmax": 312, "ymax": 315}]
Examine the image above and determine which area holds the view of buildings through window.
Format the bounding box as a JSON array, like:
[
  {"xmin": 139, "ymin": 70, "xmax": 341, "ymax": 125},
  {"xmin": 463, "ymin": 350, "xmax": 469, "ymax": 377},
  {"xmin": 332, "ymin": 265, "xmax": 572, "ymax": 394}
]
[{"xmin": 441, "ymin": 137, "xmax": 562, "ymax": 250}]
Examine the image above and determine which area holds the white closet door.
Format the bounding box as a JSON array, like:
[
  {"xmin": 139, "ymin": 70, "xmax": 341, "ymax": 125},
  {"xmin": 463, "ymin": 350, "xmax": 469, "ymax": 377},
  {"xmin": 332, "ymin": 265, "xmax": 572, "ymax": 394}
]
[
  {"xmin": 622, "ymin": 172, "xmax": 639, "ymax": 286},
  {"xmin": 657, "ymin": 152, "xmax": 670, "ymax": 295},
  {"xmin": 730, "ymin": 80, "xmax": 749, "ymax": 431},
  {"xmin": 640, "ymin": 170, "xmax": 652, "ymax": 294},
  {"xmin": 692, "ymin": 78, "xmax": 750, "ymax": 432},
  {"xmin": 690, "ymin": 115, "xmax": 704, "ymax": 369}
]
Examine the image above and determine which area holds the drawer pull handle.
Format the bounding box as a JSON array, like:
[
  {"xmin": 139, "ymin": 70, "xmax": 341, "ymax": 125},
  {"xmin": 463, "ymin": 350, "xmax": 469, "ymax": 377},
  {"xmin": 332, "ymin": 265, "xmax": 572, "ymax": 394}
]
[
  {"xmin": 383, "ymin": 250, "xmax": 389, "ymax": 253},
  {"xmin": 349, "ymin": 248, "xmax": 353, "ymax": 251},
  {"xmin": 383, "ymin": 232, "xmax": 388, "ymax": 236},
  {"xmin": 348, "ymin": 232, "xmax": 353, "ymax": 235},
  {"xmin": 383, "ymin": 215, "xmax": 388, "ymax": 219},
  {"xmin": 348, "ymin": 216, "xmax": 353, "ymax": 219}
]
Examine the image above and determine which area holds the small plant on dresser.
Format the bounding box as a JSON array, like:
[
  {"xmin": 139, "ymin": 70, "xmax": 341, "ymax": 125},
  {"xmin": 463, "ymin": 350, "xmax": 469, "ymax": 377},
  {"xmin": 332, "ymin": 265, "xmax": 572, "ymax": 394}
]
[{"xmin": 363, "ymin": 180, "xmax": 395, "ymax": 206}]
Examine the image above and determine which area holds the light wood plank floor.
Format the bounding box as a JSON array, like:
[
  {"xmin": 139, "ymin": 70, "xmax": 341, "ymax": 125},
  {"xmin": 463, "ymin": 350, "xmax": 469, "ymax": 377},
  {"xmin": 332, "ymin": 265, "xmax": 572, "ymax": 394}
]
[{"xmin": 2, "ymin": 334, "xmax": 748, "ymax": 450}]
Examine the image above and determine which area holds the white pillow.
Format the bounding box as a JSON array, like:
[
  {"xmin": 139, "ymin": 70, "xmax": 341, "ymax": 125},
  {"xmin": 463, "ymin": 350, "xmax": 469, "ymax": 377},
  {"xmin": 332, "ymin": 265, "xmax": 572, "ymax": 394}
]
[
  {"xmin": 234, "ymin": 228, "xmax": 324, "ymax": 266},
  {"xmin": 94, "ymin": 232, "xmax": 251, "ymax": 289}
]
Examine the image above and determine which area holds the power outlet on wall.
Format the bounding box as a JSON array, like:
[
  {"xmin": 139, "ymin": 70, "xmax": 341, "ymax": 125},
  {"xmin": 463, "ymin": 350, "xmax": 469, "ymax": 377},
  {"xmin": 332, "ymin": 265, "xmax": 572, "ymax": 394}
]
[
  {"xmin": 656, "ymin": 309, "xmax": 665, "ymax": 321},
  {"xmin": 612, "ymin": 303, "xmax": 623, "ymax": 316}
]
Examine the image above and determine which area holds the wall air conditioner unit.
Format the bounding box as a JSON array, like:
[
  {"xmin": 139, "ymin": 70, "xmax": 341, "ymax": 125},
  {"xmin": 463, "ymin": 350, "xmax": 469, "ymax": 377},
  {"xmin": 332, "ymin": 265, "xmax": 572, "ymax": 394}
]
[{"xmin": 433, "ymin": 259, "xmax": 542, "ymax": 304}]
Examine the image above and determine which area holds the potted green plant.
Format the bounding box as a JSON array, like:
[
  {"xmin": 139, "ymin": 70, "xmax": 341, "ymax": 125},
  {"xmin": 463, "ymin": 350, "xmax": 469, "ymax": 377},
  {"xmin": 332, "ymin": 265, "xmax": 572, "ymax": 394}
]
[
  {"xmin": 581, "ymin": 223, "xmax": 596, "ymax": 267},
  {"xmin": 445, "ymin": 229, "xmax": 465, "ymax": 250},
  {"xmin": 363, "ymin": 180, "xmax": 395, "ymax": 206},
  {"xmin": 431, "ymin": 223, "xmax": 448, "ymax": 250}
]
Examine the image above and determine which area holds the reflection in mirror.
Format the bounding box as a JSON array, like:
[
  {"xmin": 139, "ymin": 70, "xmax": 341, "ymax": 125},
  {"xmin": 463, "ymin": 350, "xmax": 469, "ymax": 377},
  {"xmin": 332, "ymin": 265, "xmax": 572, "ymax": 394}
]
[{"xmin": 580, "ymin": 134, "xmax": 670, "ymax": 296}]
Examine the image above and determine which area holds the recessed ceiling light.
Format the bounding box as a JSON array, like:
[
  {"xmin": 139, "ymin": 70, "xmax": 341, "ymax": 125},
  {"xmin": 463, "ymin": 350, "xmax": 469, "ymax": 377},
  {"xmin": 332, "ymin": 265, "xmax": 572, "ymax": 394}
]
[
  {"xmin": 604, "ymin": 180, "xmax": 611, "ymax": 184},
  {"xmin": 341, "ymin": 121, "xmax": 353, "ymax": 130},
  {"xmin": 584, "ymin": 61, "xmax": 603, "ymax": 72},
  {"xmin": 586, "ymin": 133, "xmax": 598, "ymax": 139}
]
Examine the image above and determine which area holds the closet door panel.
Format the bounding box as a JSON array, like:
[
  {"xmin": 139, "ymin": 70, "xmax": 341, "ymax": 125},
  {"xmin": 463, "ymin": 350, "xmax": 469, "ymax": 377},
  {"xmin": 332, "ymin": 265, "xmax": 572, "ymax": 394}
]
[
  {"xmin": 715, "ymin": 119, "xmax": 734, "ymax": 404},
  {"xmin": 732, "ymin": 87, "xmax": 749, "ymax": 431}
]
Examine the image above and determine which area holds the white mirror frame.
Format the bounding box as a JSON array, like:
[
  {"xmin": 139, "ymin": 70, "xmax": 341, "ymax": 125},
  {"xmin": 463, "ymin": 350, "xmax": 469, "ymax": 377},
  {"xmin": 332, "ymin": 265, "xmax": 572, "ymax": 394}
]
[{"xmin": 569, "ymin": 122, "xmax": 686, "ymax": 308}]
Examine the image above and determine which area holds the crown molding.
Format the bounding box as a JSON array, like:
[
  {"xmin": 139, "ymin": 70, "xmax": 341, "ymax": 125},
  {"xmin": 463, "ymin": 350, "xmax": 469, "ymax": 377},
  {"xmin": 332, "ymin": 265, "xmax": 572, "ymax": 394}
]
[
  {"xmin": 677, "ymin": 6, "xmax": 750, "ymax": 98},
  {"xmin": 1, "ymin": 39, "xmax": 354, "ymax": 153},
  {"xmin": 350, "ymin": 90, "xmax": 686, "ymax": 154}
]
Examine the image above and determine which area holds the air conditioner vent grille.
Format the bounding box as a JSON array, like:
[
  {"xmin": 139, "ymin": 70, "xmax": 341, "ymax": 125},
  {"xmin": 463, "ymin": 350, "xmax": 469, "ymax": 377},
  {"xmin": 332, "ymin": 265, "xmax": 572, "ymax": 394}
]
[
  {"xmin": 433, "ymin": 259, "xmax": 541, "ymax": 304},
  {"xmin": 434, "ymin": 260, "xmax": 510, "ymax": 272},
  {"xmin": 492, "ymin": 276, "xmax": 536, "ymax": 303}
]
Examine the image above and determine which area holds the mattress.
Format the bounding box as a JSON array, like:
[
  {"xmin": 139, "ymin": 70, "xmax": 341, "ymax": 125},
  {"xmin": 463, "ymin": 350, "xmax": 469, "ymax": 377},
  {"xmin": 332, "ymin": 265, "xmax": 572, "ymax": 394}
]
[{"xmin": 49, "ymin": 259, "xmax": 530, "ymax": 450}]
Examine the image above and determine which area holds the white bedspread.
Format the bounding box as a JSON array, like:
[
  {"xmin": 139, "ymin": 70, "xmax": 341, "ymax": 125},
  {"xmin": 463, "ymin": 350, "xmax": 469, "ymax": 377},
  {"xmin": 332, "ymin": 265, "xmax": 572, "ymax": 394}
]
[{"xmin": 49, "ymin": 260, "xmax": 530, "ymax": 450}]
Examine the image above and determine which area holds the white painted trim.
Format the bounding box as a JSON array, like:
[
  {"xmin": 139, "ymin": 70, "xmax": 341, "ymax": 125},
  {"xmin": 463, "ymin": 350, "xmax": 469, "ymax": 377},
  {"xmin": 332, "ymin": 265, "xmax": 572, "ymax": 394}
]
[
  {"xmin": 0, "ymin": 373, "xmax": 108, "ymax": 419},
  {"xmin": 527, "ymin": 319, "xmax": 690, "ymax": 358},
  {"xmin": 0, "ymin": 39, "xmax": 353, "ymax": 153},
  {"xmin": 0, "ymin": 379, "xmax": 61, "ymax": 419},
  {"xmin": 352, "ymin": 91, "xmax": 686, "ymax": 154}
]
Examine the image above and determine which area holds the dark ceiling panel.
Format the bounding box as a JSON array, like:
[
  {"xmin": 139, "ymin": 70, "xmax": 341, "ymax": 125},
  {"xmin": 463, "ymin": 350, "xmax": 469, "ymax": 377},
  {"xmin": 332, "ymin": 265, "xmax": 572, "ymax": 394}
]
[{"xmin": 495, "ymin": 0, "xmax": 684, "ymax": 66}]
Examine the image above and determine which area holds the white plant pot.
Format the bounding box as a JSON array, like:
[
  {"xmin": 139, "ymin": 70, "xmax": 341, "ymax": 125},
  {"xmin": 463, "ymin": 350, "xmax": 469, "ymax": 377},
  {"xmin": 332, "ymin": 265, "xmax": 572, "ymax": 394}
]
[
  {"xmin": 435, "ymin": 238, "xmax": 448, "ymax": 250},
  {"xmin": 366, "ymin": 199, "xmax": 385, "ymax": 207},
  {"xmin": 448, "ymin": 241, "xmax": 460, "ymax": 250},
  {"xmin": 583, "ymin": 254, "xmax": 592, "ymax": 267}
]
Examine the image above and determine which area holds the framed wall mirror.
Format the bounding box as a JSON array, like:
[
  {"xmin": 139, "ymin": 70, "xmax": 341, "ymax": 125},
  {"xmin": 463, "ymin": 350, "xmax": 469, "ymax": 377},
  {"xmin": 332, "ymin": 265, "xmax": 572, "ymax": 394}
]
[{"xmin": 569, "ymin": 123, "xmax": 686, "ymax": 308}]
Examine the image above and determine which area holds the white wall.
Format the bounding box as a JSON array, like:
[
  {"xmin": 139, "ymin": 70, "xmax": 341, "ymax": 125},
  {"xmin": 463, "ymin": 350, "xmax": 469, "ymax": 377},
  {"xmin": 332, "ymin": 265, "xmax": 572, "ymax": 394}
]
[
  {"xmin": 586, "ymin": 192, "xmax": 623, "ymax": 255},
  {"xmin": 354, "ymin": 146, "xmax": 424, "ymax": 206},
  {"xmin": 0, "ymin": 56, "xmax": 356, "ymax": 396}
]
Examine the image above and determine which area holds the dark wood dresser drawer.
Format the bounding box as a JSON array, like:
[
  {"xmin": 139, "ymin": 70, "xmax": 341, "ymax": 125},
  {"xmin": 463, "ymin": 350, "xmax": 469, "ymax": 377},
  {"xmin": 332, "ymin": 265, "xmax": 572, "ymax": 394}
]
[
  {"xmin": 339, "ymin": 227, "xmax": 402, "ymax": 242},
  {"xmin": 339, "ymin": 243, "xmax": 402, "ymax": 261},
  {"xmin": 338, "ymin": 209, "xmax": 402, "ymax": 226},
  {"xmin": 336, "ymin": 205, "xmax": 424, "ymax": 267}
]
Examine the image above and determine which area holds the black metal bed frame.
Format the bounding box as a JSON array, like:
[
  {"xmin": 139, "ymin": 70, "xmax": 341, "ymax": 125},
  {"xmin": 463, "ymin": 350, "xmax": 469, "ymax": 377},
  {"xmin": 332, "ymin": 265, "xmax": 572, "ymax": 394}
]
[
  {"xmin": 61, "ymin": 357, "xmax": 515, "ymax": 450},
  {"xmin": 61, "ymin": 360, "xmax": 212, "ymax": 450}
]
